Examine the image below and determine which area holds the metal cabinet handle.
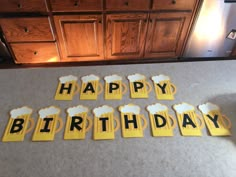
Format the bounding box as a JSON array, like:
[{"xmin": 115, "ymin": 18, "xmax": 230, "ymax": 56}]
[
  {"xmin": 34, "ymin": 51, "xmax": 38, "ymax": 55},
  {"xmin": 124, "ymin": 2, "xmax": 129, "ymax": 6},
  {"xmin": 172, "ymin": 0, "xmax": 176, "ymax": 4}
]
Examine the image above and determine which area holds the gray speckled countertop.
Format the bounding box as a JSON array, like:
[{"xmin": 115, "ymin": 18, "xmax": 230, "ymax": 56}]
[{"xmin": 0, "ymin": 60, "xmax": 235, "ymax": 177}]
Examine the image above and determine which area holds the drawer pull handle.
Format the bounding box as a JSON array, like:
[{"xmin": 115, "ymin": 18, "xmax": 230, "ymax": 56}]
[
  {"xmin": 24, "ymin": 27, "xmax": 29, "ymax": 33},
  {"xmin": 74, "ymin": 1, "xmax": 79, "ymax": 6},
  {"xmin": 98, "ymin": 20, "xmax": 102, "ymax": 24},
  {"xmin": 34, "ymin": 51, "xmax": 38, "ymax": 55},
  {"xmin": 17, "ymin": 3, "xmax": 22, "ymax": 8},
  {"xmin": 124, "ymin": 2, "xmax": 129, "ymax": 6},
  {"xmin": 172, "ymin": 0, "xmax": 176, "ymax": 4}
]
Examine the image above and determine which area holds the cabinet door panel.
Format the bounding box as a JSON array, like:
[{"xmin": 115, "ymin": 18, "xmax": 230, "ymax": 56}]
[
  {"xmin": 54, "ymin": 15, "xmax": 104, "ymax": 61},
  {"xmin": 152, "ymin": 0, "xmax": 197, "ymax": 11},
  {"xmin": 106, "ymin": 0, "xmax": 150, "ymax": 10},
  {"xmin": 0, "ymin": 0, "xmax": 47, "ymax": 12},
  {"xmin": 50, "ymin": 0, "xmax": 102, "ymax": 12},
  {"xmin": 0, "ymin": 17, "xmax": 54, "ymax": 42},
  {"xmin": 106, "ymin": 14, "xmax": 148, "ymax": 59},
  {"xmin": 145, "ymin": 13, "xmax": 191, "ymax": 58},
  {"xmin": 11, "ymin": 42, "xmax": 59, "ymax": 63}
]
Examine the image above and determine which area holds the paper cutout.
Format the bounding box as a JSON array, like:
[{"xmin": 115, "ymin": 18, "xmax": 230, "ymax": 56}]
[
  {"xmin": 127, "ymin": 74, "xmax": 152, "ymax": 98},
  {"xmin": 2, "ymin": 106, "xmax": 35, "ymax": 142},
  {"xmin": 146, "ymin": 103, "xmax": 176, "ymax": 137},
  {"xmin": 54, "ymin": 75, "xmax": 79, "ymax": 101},
  {"xmin": 173, "ymin": 103, "xmax": 204, "ymax": 136},
  {"xmin": 119, "ymin": 104, "xmax": 147, "ymax": 138},
  {"xmin": 64, "ymin": 105, "xmax": 92, "ymax": 140},
  {"xmin": 104, "ymin": 74, "xmax": 127, "ymax": 100},
  {"xmin": 151, "ymin": 74, "xmax": 177, "ymax": 100},
  {"xmin": 32, "ymin": 106, "xmax": 63, "ymax": 141},
  {"xmin": 198, "ymin": 102, "xmax": 231, "ymax": 136},
  {"xmin": 80, "ymin": 74, "xmax": 103, "ymax": 100},
  {"xmin": 93, "ymin": 105, "xmax": 120, "ymax": 140}
]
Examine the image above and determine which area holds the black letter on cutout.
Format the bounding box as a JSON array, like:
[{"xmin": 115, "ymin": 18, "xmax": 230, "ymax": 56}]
[
  {"xmin": 207, "ymin": 114, "xmax": 219, "ymax": 128},
  {"xmin": 182, "ymin": 114, "xmax": 196, "ymax": 128},
  {"xmin": 124, "ymin": 115, "xmax": 138, "ymax": 129},
  {"xmin": 59, "ymin": 83, "xmax": 72, "ymax": 94},
  {"xmin": 83, "ymin": 82, "xmax": 95, "ymax": 93},
  {"xmin": 70, "ymin": 116, "xmax": 83, "ymax": 131},
  {"xmin": 154, "ymin": 114, "xmax": 167, "ymax": 128},
  {"xmin": 109, "ymin": 83, "xmax": 119, "ymax": 93},
  {"xmin": 40, "ymin": 118, "xmax": 53, "ymax": 132},
  {"xmin": 99, "ymin": 117, "xmax": 109, "ymax": 131},
  {"xmin": 157, "ymin": 83, "xmax": 167, "ymax": 94},
  {"xmin": 133, "ymin": 82, "xmax": 144, "ymax": 92},
  {"xmin": 10, "ymin": 118, "xmax": 24, "ymax": 133}
]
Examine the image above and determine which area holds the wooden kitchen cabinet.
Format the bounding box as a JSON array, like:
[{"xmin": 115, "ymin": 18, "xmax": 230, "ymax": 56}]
[
  {"xmin": 0, "ymin": 17, "xmax": 54, "ymax": 42},
  {"xmin": 0, "ymin": 0, "xmax": 47, "ymax": 13},
  {"xmin": 106, "ymin": 13, "xmax": 148, "ymax": 60},
  {"xmin": 11, "ymin": 42, "xmax": 59, "ymax": 63},
  {"xmin": 50, "ymin": 0, "xmax": 102, "ymax": 12},
  {"xmin": 54, "ymin": 15, "xmax": 104, "ymax": 61},
  {"xmin": 0, "ymin": 0, "xmax": 202, "ymax": 64},
  {"xmin": 106, "ymin": 0, "xmax": 150, "ymax": 11},
  {"xmin": 144, "ymin": 12, "xmax": 191, "ymax": 58},
  {"xmin": 152, "ymin": 0, "xmax": 197, "ymax": 11}
]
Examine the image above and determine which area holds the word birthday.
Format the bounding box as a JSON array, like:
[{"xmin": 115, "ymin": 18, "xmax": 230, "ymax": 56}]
[
  {"xmin": 54, "ymin": 74, "xmax": 177, "ymax": 101},
  {"xmin": 2, "ymin": 102, "xmax": 232, "ymax": 142}
]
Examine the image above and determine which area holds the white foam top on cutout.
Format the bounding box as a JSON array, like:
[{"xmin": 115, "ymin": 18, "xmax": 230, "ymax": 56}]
[
  {"xmin": 104, "ymin": 74, "xmax": 122, "ymax": 83},
  {"xmin": 198, "ymin": 102, "xmax": 219, "ymax": 114},
  {"xmin": 119, "ymin": 104, "xmax": 140, "ymax": 114},
  {"xmin": 67, "ymin": 105, "xmax": 88, "ymax": 116},
  {"xmin": 173, "ymin": 103, "xmax": 194, "ymax": 114},
  {"xmin": 152, "ymin": 74, "xmax": 170, "ymax": 83},
  {"xmin": 81, "ymin": 74, "xmax": 99, "ymax": 83},
  {"xmin": 147, "ymin": 103, "xmax": 167, "ymax": 114},
  {"xmin": 10, "ymin": 106, "xmax": 33, "ymax": 119},
  {"xmin": 59, "ymin": 75, "xmax": 78, "ymax": 83},
  {"xmin": 39, "ymin": 106, "xmax": 60, "ymax": 119},
  {"xmin": 127, "ymin": 73, "xmax": 145, "ymax": 82},
  {"xmin": 93, "ymin": 105, "xmax": 114, "ymax": 117}
]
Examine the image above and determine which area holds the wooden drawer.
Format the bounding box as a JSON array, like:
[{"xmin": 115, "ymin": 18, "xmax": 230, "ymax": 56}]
[
  {"xmin": 0, "ymin": 17, "xmax": 54, "ymax": 42},
  {"xmin": 50, "ymin": 0, "xmax": 102, "ymax": 12},
  {"xmin": 106, "ymin": 0, "xmax": 150, "ymax": 10},
  {"xmin": 0, "ymin": 0, "xmax": 47, "ymax": 13},
  {"xmin": 11, "ymin": 43, "xmax": 59, "ymax": 63},
  {"xmin": 152, "ymin": 0, "xmax": 197, "ymax": 11}
]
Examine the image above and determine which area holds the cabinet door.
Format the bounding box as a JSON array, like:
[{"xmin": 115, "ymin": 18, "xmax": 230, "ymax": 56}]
[
  {"xmin": 145, "ymin": 12, "xmax": 191, "ymax": 58},
  {"xmin": 106, "ymin": 0, "xmax": 150, "ymax": 10},
  {"xmin": 54, "ymin": 15, "xmax": 104, "ymax": 61},
  {"xmin": 50, "ymin": 0, "xmax": 102, "ymax": 12},
  {"xmin": 0, "ymin": 0, "xmax": 47, "ymax": 12},
  {"xmin": 106, "ymin": 14, "xmax": 148, "ymax": 59}
]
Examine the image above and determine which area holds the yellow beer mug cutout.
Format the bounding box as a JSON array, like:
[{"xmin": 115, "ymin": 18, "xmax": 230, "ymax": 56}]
[
  {"xmin": 80, "ymin": 74, "xmax": 103, "ymax": 100},
  {"xmin": 151, "ymin": 74, "xmax": 177, "ymax": 100},
  {"xmin": 146, "ymin": 103, "xmax": 176, "ymax": 137},
  {"xmin": 198, "ymin": 102, "xmax": 231, "ymax": 136},
  {"xmin": 127, "ymin": 73, "xmax": 152, "ymax": 99},
  {"xmin": 64, "ymin": 105, "xmax": 92, "ymax": 140},
  {"xmin": 119, "ymin": 104, "xmax": 147, "ymax": 138},
  {"xmin": 173, "ymin": 103, "xmax": 204, "ymax": 136},
  {"xmin": 54, "ymin": 75, "xmax": 79, "ymax": 101},
  {"xmin": 104, "ymin": 74, "xmax": 127, "ymax": 100},
  {"xmin": 93, "ymin": 105, "xmax": 120, "ymax": 140},
  {"xmin": 2, "ymin": 106, "xmax": 35, "ymax": 142},
  {"xmin": 32, "ymin": 106, "xmax": 63, "ymax": 141}
]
